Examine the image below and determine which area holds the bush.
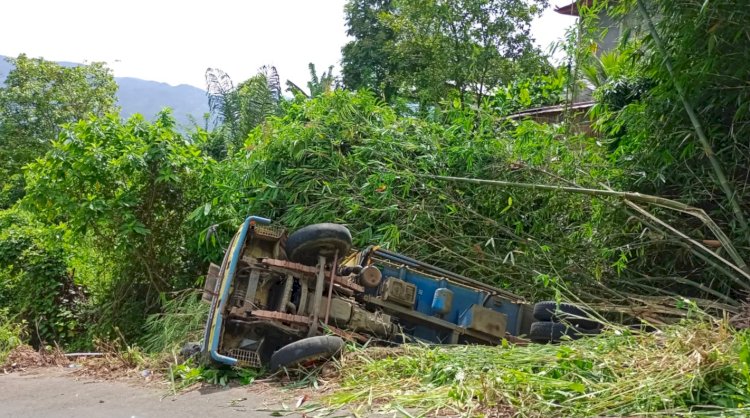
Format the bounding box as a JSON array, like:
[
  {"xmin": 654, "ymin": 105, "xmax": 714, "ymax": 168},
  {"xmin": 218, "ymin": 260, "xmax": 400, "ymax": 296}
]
[
  {"xmin": 191, "ymin": 90, "xmax": 622, "ymax": 299},
  {"xmin": 0, "ymin": 209, "xmax": 86, "ymax": 348},
  {"xmin": 0, "ymin": 308, "xmax": 27, "ymax": 364},
  {"xmin": 141, "ymin": 290, "xmax": 208, "ymax": 354},
  {"xmin": 23, "ymin": 111, "xmax": 213, "ymax": 342}
]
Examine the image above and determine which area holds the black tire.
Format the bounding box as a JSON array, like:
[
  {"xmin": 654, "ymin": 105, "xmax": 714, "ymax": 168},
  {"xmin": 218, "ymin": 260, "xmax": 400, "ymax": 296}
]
[
  {"xmin": 269, "ymin": 336, "xmax": 345, "ymax": 371},
  {"xmin": 285, "ymin": 223, "xmax": 352, "ymax": 265},
  {"xmin": 529, "ymin": 321, "xmax": 600, "ymax": 343},
  {"xmin": 533, "ymin": 301, "xmax": 600, "ymax": 329}
]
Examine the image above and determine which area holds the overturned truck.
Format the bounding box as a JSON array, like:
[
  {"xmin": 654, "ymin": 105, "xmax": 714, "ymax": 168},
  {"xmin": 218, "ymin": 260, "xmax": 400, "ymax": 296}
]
[{"xmin": 200, "ymin": 216, "xmax": 600, "ymax": 370}]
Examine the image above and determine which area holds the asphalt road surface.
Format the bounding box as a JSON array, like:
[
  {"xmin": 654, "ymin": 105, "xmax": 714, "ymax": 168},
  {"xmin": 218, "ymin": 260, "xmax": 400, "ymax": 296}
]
[{"xmin": 0, "ymin": 368, "xmax": 289, "ymax": 418}]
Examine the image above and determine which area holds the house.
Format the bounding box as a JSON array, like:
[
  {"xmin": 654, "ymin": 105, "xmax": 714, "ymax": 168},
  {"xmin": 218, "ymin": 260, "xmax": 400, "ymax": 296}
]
[
  {"xmin": 507, "ymin": 0, "xmax": 623, "ymax": 133},
  {"xmin": 555, "ymin": 0, "xmax": 624, "ymax": 56}
]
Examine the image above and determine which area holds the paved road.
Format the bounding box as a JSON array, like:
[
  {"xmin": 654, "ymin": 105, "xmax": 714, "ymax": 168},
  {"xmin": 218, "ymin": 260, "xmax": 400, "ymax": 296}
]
[{"xmin": 0, "ymin": 369, "xmax": 289, "ymax": 418}]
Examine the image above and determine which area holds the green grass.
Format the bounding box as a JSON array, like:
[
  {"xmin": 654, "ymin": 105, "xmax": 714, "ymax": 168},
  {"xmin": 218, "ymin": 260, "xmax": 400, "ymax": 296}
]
[
  {"xmin": 141, "ymin": 289, "xmax": 208, "ymax": 354},
  {"xmin": 167, "ymin": 362, "xmax": 260, "ymax": 393},
  {"xmin": 325, "ymin": 321, "xmax": 750, "ymax": 417},
  {"xmin": 0, "ymin": 308, "xmax": 26, "ymax": 365}
]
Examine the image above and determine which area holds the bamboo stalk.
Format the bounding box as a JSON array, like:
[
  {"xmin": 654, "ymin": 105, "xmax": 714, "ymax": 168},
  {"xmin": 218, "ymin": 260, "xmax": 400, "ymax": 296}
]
[
  {"xmin": 424, "ymin": 174, "xmax": 694, "ymax": 208},
  {"xmin": 635, "ymin": 0, "xmax": 749, "ymax": 243},
  {"xmin": 621, "ymin": 209, "xmax": 741, "ymax": 303},
  {"xmin": 622, "ymin": 199, "xmax": 750, "ymax": 290},
  {"xmin": 424, "ymin": 174, "xmax": 749, "ymax": 276},
  {"xmin": 600, "ymin": 180, "xmax": 748, "ymax": 274},
  {"xmin": 648, "ymin": 202, "xmax": 748, "ymax": 272}
]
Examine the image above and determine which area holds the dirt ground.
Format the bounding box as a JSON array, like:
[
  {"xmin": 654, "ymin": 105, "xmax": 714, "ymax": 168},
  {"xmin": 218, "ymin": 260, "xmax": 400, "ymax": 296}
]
[{"xmin": 0, "ymin": 367, "xmax": 311, "ymax": 418}]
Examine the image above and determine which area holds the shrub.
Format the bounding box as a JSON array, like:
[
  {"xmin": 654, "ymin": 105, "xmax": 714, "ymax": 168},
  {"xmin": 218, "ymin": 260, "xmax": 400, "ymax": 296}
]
[
  {"xmin": 22, "ymin": 112, "xmax": 213, "ymax": 342},
  {"xmin": 0, "ymin": 209, "xmax": 86, "ymax": 347},
  {"xmin": 0, "ymin": 308, "xmax": 27, "ymax": 364},
  {"xmin": 191, "ymin": 91, "xmax": 621, "ymax": 299},
  {"xmin": 141, "ymin": 290, "xmax": 208, "ymax": 354}
]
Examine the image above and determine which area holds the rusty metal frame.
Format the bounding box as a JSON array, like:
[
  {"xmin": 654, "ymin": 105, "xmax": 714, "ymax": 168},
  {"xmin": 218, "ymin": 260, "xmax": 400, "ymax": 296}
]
[
  {"xmin": 324, "ymin": 250, "xmax": 340, "ymax": 325},
  {"xmin": 250, "ymin": 309, "xmax": 311, "ymax": 325},
  {"xmin": 308, "ymin": 255, "xmax": 327, "ymax": 337},
  {"xmin": 262, "ymin": 258, "xmax": 364, "ymax": 293}
]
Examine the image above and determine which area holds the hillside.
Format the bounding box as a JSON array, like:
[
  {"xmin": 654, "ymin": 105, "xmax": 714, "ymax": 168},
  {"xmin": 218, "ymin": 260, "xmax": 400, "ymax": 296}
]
[
  {"xmin": 115, "ymin": 77, "xmax": 208, "ymax": 127},
  {"xmin": 0, "ymin": 56, "xmax": 208, "ymax": 127}
]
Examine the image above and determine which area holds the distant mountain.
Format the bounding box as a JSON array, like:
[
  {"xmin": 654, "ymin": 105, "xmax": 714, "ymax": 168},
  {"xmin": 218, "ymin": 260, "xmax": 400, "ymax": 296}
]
[
  {"xmin": 0, "ymin": 56, "xmax": 209, "ymax": 128},
  {"xmin": 115, "ymin": 77, "xmax": 209, "ymax": 127},
  {"xmin": 0, "ymin": 58, "xmax": 11, "ymax": 81}
]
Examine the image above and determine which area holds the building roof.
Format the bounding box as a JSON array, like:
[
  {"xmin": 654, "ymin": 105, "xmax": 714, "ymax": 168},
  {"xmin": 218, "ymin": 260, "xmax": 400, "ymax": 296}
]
[
  {"xmin": 506, "ymin": 101, "xmax": 595, "ymax": 120},
  {"xmin": 554, "ymin": 0, "xmax": 593, "ymax": 16}
]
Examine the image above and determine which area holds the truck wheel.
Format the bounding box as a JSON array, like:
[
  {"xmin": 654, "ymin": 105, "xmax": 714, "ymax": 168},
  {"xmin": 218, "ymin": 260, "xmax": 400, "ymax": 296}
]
[
  {"xmin": 533, "ymin": 301, "xmax": 600, "ymax": 329},
  {"xmin": 286, "ymin": 223, "xmax": 352, "ymax": 265},
  {"xmin": 269, "ymin": 336, "xmax": 345, "ymax": 371},
  {"xmin": 529, "ymin": 321, "xmax": 599, "ymax": 343}
]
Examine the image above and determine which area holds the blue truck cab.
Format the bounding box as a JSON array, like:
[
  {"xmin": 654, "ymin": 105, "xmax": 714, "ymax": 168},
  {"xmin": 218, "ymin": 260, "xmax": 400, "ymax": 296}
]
[{"xmin": 201, "ymin": 217, "xmax": 537, "ymax": 369}]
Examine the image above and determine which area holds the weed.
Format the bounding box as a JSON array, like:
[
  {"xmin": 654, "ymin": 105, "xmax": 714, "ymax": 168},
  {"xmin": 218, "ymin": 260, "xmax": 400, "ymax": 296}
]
[
  {"xmin": 325, "ymin": 320, "xmax": 750, "ymax": 417},
  {"xmin": 141, "ymin": 289, "xmax": 208, "ymax": 354},
  {"xmin": 168, "ymin": 361, "xmax": 261, "ymax": 393},
  {"xmin": 0, "ymin": 308, "xmax": 26, "ymax": 364}
]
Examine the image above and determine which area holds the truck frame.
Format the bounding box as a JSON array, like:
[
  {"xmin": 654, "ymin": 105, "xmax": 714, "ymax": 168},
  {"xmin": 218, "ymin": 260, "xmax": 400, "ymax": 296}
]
[{"xmin": 200, "ymin": 216, "xmax": 598, "ymax": 370}]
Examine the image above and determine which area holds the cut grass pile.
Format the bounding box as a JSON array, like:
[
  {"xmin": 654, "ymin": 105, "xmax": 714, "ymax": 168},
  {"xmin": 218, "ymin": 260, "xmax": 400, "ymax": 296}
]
[{"xmin": 326, "ymin": 321, "xmax": 750, "ymax": 417}]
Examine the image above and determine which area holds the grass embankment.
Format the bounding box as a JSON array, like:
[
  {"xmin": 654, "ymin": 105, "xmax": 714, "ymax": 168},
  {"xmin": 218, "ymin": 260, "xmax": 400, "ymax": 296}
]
[{"xmin": 327, "ymin": 320, "xmax": 750, "ymax": 417}]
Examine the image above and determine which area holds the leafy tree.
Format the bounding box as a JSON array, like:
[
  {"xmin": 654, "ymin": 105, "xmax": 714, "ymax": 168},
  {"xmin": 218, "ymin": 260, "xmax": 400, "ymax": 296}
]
[
  {"xmin": 0, "ymin": 54, "xmax": 118, "ymax": 206},
  {"xmin": 342, "ymin": 0, "xmax": 551, "ymax": 107},
  {"xmin": 341, "ymin": 0, "xmax": 399, "ymax": 101},
  {"xmin": 205, "ymin": 66, "xmax": 282, "ymax": 154},
  {"xmin": 23, "ymin": 112, "xmax": 211, "ymax": 338}
]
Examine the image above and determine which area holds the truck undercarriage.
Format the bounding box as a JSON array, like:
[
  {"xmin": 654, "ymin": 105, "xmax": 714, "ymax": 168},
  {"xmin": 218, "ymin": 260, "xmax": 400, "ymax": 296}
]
[{"xmin": 201, "ymin": 216, "xmax": 601, "ymax": 370}]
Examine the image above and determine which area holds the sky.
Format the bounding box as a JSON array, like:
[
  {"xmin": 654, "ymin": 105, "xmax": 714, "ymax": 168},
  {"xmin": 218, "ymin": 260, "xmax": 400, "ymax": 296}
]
[{"xmin": 1, "ymin": 0, "xmax": 577, "ymax": 90}]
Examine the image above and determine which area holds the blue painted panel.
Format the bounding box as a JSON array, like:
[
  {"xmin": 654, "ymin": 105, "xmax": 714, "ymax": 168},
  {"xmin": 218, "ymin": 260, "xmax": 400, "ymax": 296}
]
[
  {"xmin": 376, "ymin": 264, "xmax": 524, "ymax": 342},
  {"xmin": 431, "ymin": 288, "xmax": 453, "ymax": 314}
]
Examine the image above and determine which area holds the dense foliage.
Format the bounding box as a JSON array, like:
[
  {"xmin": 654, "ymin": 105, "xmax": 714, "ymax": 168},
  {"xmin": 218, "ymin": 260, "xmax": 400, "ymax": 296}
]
[
  {"xmin": 0, "ymin": 55, "xmax": 118, "ymax": 208},
  {"xmin": 0, "ymin": 209, "xmax": 84, "ymax": 347},
  {"xmin": 189, "ymin": 91, "xmax": 624, "ymax": 298},
  {"xmin": 584, "ymin": 0, "xmax": 750, "ymax": 303},
  {"xmin": 342, "ymin": 0, "xmax": 552, "ymax": 107},
  {"xmin": 22, "ymin": 112, "xmax": 211, "ymax": 340},
  {"xmin": 0, "ymin": 6, "xmax": 749, "ymax": 416},
  {"xmin": 492, "ymin": 70, "xmax": 567, "ymax": 115}
]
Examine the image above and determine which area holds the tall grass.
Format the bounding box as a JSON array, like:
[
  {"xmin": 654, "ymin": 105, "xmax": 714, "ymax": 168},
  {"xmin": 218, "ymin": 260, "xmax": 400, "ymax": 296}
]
[
  {"xmin": 326, "ymin": 320, "xmax": 750, "ymax": 416},
  {"xmin": 0, "ymin": 308, "xmax": 26, "ymax": 364},
  {"xmin": 141, "ymin": 290, "xmax": 208, "ymax": 354}
]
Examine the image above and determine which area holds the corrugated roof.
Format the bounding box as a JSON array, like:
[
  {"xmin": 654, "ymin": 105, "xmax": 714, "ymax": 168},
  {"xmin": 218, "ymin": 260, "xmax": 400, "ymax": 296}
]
[{"xmin": 506, "ymin": 101, "xmax": 595, "ymax": 120}]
